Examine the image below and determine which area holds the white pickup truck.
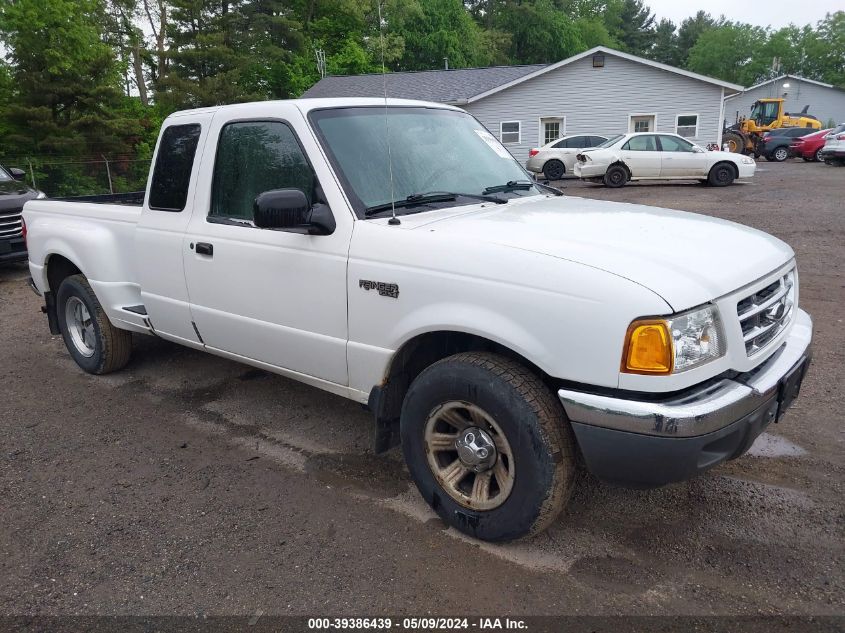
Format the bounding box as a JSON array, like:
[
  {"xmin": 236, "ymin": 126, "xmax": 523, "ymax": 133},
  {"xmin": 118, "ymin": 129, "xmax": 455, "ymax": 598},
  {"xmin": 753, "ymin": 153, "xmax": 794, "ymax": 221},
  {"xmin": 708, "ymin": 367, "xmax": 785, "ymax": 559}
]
[{"xmin": 24, "ymin": 98, "xmax": 812, "ymax": 542}]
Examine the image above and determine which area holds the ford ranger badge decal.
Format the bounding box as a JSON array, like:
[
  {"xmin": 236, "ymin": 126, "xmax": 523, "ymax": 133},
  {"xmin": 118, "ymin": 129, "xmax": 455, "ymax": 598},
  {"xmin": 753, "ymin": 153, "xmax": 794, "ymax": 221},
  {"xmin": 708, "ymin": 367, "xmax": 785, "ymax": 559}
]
[{"xmin": 359, "ymin": 280, "xmax": 399, "ymax": 299}]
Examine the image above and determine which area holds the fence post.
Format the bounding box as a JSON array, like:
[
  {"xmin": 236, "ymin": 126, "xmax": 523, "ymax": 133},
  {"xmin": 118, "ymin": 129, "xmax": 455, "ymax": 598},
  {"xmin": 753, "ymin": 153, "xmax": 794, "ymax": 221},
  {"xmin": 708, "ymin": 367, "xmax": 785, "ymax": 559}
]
[
  {"xmin": 27, "ymin": 159, "xmax": 37, "ymax": 189},
  {"xmin": 102, "ymin": 155, "xmax": 114, "ymax": 194}
]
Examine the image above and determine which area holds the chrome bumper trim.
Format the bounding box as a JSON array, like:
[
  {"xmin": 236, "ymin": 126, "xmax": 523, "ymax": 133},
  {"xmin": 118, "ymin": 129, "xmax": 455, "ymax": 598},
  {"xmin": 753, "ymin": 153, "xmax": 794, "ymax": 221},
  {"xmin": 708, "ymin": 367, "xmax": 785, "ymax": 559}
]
[{"xmin": 558, "ymin": 309, "xmax": 812, "ymax": 438}]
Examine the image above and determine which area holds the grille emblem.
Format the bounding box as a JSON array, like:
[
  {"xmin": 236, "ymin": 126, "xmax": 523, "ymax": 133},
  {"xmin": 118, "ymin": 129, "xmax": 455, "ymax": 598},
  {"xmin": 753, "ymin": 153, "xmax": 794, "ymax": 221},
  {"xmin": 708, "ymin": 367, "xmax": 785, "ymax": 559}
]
[{"xmin": 763, "ymin": 300, "xmax": 787, "ymax": 323}]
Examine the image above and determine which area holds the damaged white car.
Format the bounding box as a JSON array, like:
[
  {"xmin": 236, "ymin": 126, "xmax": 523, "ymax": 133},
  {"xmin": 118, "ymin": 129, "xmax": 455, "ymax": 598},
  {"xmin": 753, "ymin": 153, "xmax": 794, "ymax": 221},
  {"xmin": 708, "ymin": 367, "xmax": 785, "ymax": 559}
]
[{"xmin": 574, "ymin": 132, "xmax": 756, "ymax": 188}]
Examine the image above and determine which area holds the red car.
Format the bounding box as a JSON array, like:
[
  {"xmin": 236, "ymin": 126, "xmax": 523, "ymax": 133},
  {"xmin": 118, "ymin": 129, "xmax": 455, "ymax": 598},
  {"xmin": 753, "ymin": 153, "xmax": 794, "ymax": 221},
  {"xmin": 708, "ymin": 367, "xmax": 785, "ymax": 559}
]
[{"xmin": 790, "ymin": 128, "xmax": 831, "ymax": 162}]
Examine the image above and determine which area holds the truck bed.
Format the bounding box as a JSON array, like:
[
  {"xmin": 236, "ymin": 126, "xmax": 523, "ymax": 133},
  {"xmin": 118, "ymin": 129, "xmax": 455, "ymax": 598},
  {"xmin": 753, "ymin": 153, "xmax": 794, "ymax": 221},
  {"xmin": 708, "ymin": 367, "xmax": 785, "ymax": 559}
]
[{"xmin": 54, "ymin": 191, "xmax": 145, "ymax": 206}]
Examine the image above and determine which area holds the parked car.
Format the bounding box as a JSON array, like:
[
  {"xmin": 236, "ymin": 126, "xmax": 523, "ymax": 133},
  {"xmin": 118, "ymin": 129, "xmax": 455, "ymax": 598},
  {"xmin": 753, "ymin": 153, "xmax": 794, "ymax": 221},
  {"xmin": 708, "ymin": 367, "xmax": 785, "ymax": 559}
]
[
  {"xmin": 0, "ymin": 164, "xmax": 45, "ymax": 264},
  {"xmin": 819, "ymin": 123, "xmax": 845, "ymax": 165},
  {"xmin": 24, "ymin": 98, "xmax": 811, "ymax": 542},
  {"xmin": 574, "ymin": 132, "xmax": 756, "ymax": 187},
  {"xmin": 789, "ymin": 128, "xmax": 832, "ymax": 162},
  {"xmin": 759, "ymin": 127, "xmax": 814, "ymax": 162},
  {"xmin": 526, "ymin": 134, "xmax": 608, "ymax": 180}
]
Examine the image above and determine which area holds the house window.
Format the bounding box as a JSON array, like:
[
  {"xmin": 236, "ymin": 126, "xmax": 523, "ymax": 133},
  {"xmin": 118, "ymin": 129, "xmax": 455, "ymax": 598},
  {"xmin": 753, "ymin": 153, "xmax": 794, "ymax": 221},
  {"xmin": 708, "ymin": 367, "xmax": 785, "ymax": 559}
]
[
  {"xmin": 629, "ymin": 114, "xmax": 656, "ymax": 133},
  {"xmin": 540, "ymin": 117, "xmax": 564, "ymax": 145},
  {"xmin": 500, "ymin": 121, "xmax": 520, "ymax": 144},
  {"xmin": 676, "ymin": 114, "xmax": 699, "ymax": 138}
]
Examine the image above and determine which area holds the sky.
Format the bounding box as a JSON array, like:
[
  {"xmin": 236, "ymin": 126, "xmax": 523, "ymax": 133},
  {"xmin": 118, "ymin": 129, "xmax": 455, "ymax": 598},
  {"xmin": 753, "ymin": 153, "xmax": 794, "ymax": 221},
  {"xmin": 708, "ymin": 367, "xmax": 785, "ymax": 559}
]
[{"xmin": 646, "ymin": 0, "xmax": 841, "ymax": 29}]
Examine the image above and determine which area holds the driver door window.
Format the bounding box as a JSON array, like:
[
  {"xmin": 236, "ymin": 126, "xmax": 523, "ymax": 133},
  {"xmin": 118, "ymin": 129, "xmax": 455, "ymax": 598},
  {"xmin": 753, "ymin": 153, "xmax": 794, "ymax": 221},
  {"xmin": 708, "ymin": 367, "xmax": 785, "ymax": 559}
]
[{"xmin": 211, "ymin": 121, "xmax": 315, "ymax": 222}]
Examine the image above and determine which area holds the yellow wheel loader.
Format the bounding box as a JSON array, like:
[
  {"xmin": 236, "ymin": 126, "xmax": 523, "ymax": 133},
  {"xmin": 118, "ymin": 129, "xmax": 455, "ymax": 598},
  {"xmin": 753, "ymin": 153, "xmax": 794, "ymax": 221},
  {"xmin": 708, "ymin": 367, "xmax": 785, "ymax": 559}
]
[{"xmin": 723, "ymin": 98, "xmax": 821, "ymax": 155}]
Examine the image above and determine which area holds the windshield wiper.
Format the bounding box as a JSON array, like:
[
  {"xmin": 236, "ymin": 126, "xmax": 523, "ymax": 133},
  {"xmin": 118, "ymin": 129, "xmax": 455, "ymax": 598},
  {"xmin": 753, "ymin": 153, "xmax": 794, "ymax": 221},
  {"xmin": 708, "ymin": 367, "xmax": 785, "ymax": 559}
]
[
  {"xmin": 364, "ymin": 191, "xmax": 506, "ymax": 217},
  {"xmin": 482, "ymin": 180, "xmax": 536, "ymax": 194}
]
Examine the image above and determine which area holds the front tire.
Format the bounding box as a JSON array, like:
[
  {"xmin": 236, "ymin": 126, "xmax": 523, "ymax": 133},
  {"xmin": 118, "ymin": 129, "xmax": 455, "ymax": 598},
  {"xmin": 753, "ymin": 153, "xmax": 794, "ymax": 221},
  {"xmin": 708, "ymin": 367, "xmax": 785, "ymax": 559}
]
[
  {"xmin": 708, "ymin": 162, "xmax": 736, "ymax": 187},
  {"xmin": 56, "ymin": 274, "xmax": 132, "ymax": 374},
  {"xmin": 814, "ymin": 148, "xmax": 824, "ymax": 162},
  {"xmin": 400, "ymin": 352, "xmax": 576, "ymax": 542},
  {"xmin": 542, "ymin": 159, "xmax": 565, "ymax": 181},
  {"xmin": 603, "ymin": 164, "xmax": 628, "ymax": 188}
]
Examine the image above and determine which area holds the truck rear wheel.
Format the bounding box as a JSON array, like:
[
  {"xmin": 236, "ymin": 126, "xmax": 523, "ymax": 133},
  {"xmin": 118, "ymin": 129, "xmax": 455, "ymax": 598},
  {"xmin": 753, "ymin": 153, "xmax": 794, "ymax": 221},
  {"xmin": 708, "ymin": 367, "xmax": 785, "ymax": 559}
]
[
  {"xmin": 400, "ymin": 352, "xmax": 576, "ymax": 542},
  {"xmin": 56, "ymin": 274, "xmax": 132, "ymax": 374}
]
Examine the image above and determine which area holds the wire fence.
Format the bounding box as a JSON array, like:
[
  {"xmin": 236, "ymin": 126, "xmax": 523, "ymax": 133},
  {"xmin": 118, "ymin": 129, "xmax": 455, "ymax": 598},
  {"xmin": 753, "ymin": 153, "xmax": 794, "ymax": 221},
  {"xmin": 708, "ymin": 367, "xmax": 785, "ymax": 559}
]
[{"xmin": 0, "ymin": 156, "xmax": 151, "ymax": 198}]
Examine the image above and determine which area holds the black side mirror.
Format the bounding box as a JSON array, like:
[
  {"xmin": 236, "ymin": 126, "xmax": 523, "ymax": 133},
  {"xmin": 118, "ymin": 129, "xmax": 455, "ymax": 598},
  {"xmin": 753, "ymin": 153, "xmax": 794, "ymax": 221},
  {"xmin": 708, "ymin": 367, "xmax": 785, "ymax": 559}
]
[
  {"xmin": 8, "ymin": 167, "xmax": 26, "ymax": 181},
  {"xmin": 253, "ymin": 189, "xmax": 336, "ymax": 235}
]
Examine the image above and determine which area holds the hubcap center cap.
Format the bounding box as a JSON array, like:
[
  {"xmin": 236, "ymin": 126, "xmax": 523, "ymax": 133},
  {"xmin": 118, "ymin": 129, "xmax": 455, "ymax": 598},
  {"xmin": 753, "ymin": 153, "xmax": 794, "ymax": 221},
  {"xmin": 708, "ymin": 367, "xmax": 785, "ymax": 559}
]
[{"xmin": 455, "ymin": 427, "xmax": 497, "ymax": 472}]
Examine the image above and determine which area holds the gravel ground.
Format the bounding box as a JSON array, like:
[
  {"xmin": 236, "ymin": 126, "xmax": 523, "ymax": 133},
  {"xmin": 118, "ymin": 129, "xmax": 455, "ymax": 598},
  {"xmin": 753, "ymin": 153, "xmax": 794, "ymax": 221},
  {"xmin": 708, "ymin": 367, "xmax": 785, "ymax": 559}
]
[{"xmin": 1, "ymin": 160, "xmax": 843, "ymax": 618}]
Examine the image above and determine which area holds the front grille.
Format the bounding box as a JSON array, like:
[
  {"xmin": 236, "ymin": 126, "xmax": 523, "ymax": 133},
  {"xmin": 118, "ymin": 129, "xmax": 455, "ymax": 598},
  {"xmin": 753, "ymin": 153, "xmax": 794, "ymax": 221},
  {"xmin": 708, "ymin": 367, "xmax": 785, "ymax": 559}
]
[
  {"xmin": 736, "ymin": 270, "xmax": 795, "ymax": 356},
  {"xmin": 0, "ymin": 209, "xmax": 23, "ymax": 239}
]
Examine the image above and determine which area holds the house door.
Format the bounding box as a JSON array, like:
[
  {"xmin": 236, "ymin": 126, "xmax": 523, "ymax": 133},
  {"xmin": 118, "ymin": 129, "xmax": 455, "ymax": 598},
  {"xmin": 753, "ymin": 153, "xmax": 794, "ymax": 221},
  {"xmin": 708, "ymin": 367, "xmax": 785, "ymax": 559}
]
[{"xmin": 629, "ymin": 115, "xmax": 656, "ymax": 133}]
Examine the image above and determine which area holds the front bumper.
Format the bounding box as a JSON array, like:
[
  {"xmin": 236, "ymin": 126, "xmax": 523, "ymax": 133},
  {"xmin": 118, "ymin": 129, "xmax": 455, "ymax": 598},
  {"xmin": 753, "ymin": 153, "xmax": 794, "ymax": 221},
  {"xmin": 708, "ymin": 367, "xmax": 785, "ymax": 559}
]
[
  {"xmin": 558, "ymin": 308, "xmax": 812, "ymax": 487},
  {"xmin": 0, "ymin": 237, "xmax": 27, "ymax": 263},
  {"xmin": 820, "ymin": 148, "xmax": 845, "ymax": 158}
]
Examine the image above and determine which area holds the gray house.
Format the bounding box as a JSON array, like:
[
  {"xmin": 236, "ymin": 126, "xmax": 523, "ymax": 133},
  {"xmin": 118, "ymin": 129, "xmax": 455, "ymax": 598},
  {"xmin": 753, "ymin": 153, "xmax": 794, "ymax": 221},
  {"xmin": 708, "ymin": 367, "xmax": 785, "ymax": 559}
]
[
  {"xmin": 724, "ymin": 74, "xmax": 845, "ymax": 129},
  {"xmin": 302, "ymin": 46, "xmax": 743, "ymax": 164}
]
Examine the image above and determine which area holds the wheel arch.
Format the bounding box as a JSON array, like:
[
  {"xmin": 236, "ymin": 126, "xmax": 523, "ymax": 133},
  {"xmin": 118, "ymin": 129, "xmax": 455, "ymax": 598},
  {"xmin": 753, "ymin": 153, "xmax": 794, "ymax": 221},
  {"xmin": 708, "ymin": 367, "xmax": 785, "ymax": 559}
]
[
  {"xmin": 542, "ymin": 158, "xmax": 566, "ymax": 175},
  {"xmin": 368, "ymin": 330, "xmax": 553, "ymax": 454},
  {"xmin": 609, "ymin": 160, "xmax": 631, "ymax": 178},
  {"xmin": 711, "ymin": 160, "xmax": 739, "ymax": 179}
]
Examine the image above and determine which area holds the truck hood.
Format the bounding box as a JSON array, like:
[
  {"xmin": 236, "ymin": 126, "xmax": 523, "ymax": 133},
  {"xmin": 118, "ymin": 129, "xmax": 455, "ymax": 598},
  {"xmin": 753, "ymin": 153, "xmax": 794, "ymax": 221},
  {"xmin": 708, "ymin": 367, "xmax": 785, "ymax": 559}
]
[{"xmin": 403, "ymin": 195, "xmax": 793, "ymax": 311}]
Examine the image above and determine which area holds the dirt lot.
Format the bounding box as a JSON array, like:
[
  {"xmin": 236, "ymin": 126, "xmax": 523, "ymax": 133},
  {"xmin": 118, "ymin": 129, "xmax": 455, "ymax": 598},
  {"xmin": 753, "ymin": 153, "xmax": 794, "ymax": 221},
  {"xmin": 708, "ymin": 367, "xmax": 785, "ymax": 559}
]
[{"xmin": 1, "ymin": 160, "xmax": 843, "ymax": 618}]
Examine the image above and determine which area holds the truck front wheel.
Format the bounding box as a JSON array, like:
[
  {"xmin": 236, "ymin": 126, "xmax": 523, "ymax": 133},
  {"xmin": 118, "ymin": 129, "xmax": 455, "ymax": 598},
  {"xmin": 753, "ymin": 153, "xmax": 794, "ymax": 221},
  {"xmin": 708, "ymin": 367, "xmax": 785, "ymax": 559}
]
[
  {"xmin": 56, "ymin": 274, "xmax": 132, "ymax": 374},
  {"xmin": 400, "ymin": 352, "xmax": 576, "ymax": 541}
]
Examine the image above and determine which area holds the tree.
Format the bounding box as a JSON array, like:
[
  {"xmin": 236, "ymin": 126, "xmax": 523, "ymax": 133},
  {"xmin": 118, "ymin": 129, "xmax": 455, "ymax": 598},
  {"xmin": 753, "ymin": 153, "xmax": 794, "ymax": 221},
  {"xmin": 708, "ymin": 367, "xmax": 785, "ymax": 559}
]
[
  {"xmin": 393, "ymin": 0, "xmax": 487, "ymax": 69},
  {"xmin": 606, "ymin": 0, "xmax": 654, "ymax": 56},
  {"xmin": 494, "ymin": 0, "xmax": 586, "ymax": 64},
  {"xmin": 686, "ymin": 23, "xmax": 766, "ymax": 85},
  {"xmin": 0, "ymin": 0, "xmax": 140, "ymax": 156},
  {"xmin": 155, "ymin": 0, "xmax": 256, "ymax": 109},
  {"xmin": 676, "ymin": 10, "xmax": 717, "ymax": 65},
  {"xmin": 651, "ymin": 18, "xmax": 679, "ymax": 66}
]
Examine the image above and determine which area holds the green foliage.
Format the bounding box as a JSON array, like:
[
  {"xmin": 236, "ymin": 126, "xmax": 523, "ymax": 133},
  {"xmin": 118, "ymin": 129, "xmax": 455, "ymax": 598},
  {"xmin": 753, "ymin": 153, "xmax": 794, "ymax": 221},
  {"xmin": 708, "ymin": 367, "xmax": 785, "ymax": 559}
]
[{"xmin": 2, "ymin": 0, "xmax": 844, "ymax": 197}]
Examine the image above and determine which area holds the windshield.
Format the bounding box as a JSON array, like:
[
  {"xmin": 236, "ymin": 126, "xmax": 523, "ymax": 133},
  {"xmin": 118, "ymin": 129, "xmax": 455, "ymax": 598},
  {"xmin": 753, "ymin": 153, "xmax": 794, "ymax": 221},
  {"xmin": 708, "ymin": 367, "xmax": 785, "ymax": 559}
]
[
  {"xmin": 310, "ymin": 106, "xmax": 541, "ymax": 217},
  {"xmin": 595, "ymin": 134, "xmax": 624, "ymax": 148},
  {"xmin": 0, "ymin": 166, "xmax": 11, "ymax": 182}
]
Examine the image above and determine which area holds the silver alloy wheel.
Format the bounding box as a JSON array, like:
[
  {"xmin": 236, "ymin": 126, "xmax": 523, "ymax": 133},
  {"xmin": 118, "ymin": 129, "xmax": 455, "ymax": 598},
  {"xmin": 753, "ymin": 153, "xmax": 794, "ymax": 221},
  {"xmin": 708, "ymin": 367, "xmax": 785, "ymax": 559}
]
[
  {"xmin": 65, "ymin": 296, "xmax": 96, "ymax": 358},
  {"xmin": 423, "ymin": 401, "xmax": 515, "ymax": 511},
  {"xmin": 774, "ymin": 147, "xmax": 789, "ymax": 161}
]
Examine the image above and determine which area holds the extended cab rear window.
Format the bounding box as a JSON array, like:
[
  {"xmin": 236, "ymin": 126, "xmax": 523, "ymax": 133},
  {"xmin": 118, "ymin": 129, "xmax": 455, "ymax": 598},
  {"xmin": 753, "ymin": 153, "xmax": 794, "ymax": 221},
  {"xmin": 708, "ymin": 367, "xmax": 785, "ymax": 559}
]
[{"xmin": 148, "ymin": 124, "xmax": 202, "ymax": 211}]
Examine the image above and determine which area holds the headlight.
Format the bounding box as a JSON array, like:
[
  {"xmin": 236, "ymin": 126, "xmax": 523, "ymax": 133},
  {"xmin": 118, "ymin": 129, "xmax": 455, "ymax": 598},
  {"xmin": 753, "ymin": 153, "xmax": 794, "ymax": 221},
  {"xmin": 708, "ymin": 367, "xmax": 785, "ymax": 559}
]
[
  {"xmin": 622, "ymin": 305, "xmax": 726, "ymax": 375},
  {"xmin": 35, "ymin": 190, "xmax": 47, "ymax": 199},
  {"xmin": 740, "ymin": 157, "xmax": 755, "ymax": 165}
]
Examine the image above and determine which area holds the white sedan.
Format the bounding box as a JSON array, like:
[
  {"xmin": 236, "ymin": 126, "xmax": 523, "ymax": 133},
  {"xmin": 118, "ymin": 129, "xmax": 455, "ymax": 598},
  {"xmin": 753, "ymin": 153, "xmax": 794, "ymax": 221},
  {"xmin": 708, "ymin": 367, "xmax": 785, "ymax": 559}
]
[
  {"xmin": 573, "ymin": 132, "xmax": 756, "ymax": 187},
  {"xmin": 525, "ymin": 134, "xmax": 609, "ymax": 180}
]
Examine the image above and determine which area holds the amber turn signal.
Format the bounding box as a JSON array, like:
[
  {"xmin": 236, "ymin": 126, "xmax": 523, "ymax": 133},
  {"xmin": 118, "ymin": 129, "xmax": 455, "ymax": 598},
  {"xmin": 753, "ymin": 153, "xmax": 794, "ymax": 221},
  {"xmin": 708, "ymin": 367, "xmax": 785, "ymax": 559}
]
[{"xmin": 621, "ymin": 320, "xmax": 673, "ymax": 374}]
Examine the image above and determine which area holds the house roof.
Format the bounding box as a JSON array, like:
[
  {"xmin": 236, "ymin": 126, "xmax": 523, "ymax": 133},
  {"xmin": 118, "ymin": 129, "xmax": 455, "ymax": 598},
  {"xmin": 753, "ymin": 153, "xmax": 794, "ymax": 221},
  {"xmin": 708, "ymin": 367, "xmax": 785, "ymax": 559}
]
[
  {"xmin": 724, "ymin": 74, "xmax": 836, "ymax": 99},
  {"xmin": 301, "ymin": 64, "xmax": 548, "ymax": 104},
  {"xmin": 302, "ymin": 46, "xmax": 744, "ymax": 104}
]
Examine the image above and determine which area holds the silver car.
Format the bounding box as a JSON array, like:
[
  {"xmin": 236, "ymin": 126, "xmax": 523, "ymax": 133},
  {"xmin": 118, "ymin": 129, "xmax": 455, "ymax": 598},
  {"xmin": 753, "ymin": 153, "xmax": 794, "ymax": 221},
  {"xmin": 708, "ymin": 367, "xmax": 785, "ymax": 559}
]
[
  {"xmin": 820, "ymin": 123, "xmax": 845, "ymax": 165},
  {"xmin": 526, "ymin": 134, "xmax": 608, "ymax": 180}
]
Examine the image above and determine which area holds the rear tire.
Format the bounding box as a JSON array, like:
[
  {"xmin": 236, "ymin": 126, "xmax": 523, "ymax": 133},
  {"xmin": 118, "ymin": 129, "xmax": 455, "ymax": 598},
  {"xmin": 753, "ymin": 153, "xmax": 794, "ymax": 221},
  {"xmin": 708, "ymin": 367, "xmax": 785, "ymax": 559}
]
[
  {"xmin": 542, "ymin": 159, "xmax": 565, "ymax": 181},
  {"xmin": 708, "ymin": 162, "xmax": 736, "ymax": 187},
  {"xmin": 772, "ymin": 147, "xmax": 789, "ymax": 162},
  {"xmin": 603, "ymin": 164, "xmax": 628, "ymax": 188},
  {"xmin": 56, "ymin": 274, "xmax": 132, "ymax": 374},
  {"xmin": 400, "ymin": 352, "xmax": 576, "ymax": 542}
]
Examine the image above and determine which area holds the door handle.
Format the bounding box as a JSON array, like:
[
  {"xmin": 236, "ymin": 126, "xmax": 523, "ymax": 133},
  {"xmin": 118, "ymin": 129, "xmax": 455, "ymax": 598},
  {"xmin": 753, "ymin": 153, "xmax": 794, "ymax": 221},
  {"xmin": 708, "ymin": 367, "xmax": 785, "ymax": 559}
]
[{"xmin": 195, "ymin": 242, "xmax": 213, "ymax": 257}]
